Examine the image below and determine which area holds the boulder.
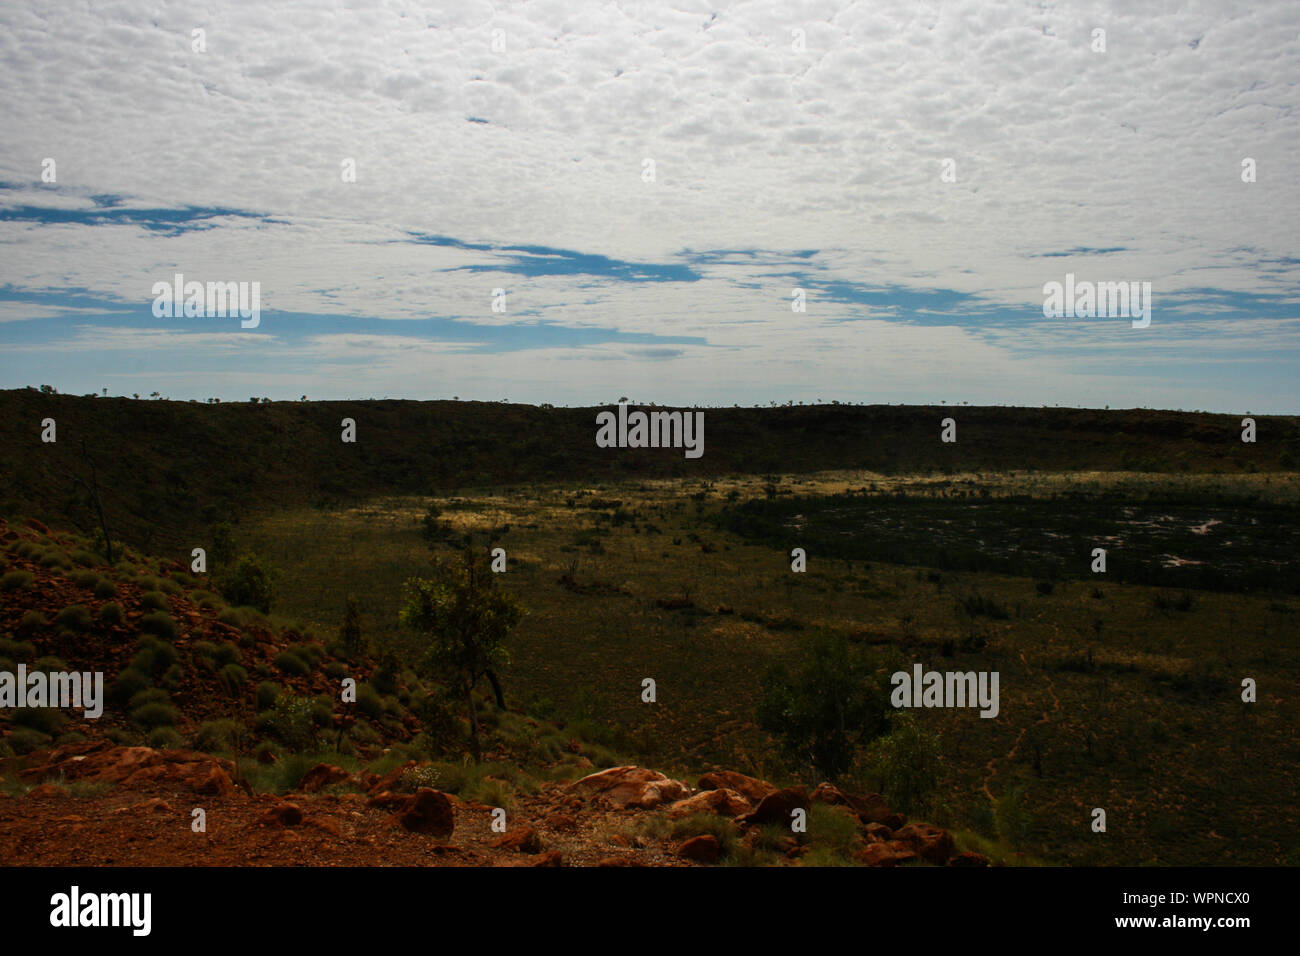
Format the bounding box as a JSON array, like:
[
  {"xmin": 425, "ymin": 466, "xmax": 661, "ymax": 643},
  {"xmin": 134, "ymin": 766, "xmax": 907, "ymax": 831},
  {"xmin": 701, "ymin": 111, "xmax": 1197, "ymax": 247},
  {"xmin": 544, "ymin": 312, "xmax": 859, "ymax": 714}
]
[
  {"xmin": 697, "ymin": 771, "xmax": 777, "ymax": 804},
  {"xmin": 738, "ymin": 787, "xmax": 808, "ymax": 828},
  {"xmin": 668, "ymin": 788, "xmax": 752, "ymax": 819},
  {"xmin": 948, "ymin": 851, "xmax": 991, "ymax": 867},
  {"xmin": 491, "ymin": 826, "xmax": 543, "ymax": 854},
  {"xmin": 677, "ymin": 834, "xmax": 721, "ymax": 863},
  {"xmin": 259, "ymin": 802, "xmax": 304, "ymax": 827},
  {"xmin": 298, "ymin": 763, "xmax": 351, "ymax": 793},
  {"xmin": 395, "ymin": 788, "xmax": 455, "ymax": 837},
  {"xmin": 893, "ymin": 823, "xmax": 954, "ymax": 865},
  {"xmin": 857, "ymin": 842, "xmax": 910, "ymax": 867},
  {"xmin": 570, "ymin": 766, "xmax": 691, "ymax": 809}
]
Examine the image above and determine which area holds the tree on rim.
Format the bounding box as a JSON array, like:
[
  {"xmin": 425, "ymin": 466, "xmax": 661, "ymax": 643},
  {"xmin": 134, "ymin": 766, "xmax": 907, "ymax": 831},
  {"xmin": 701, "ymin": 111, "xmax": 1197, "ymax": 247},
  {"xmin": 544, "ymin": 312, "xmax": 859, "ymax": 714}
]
[{"xmin": 399, "ymin": 547, "xmax": 523, "ymax": 761}]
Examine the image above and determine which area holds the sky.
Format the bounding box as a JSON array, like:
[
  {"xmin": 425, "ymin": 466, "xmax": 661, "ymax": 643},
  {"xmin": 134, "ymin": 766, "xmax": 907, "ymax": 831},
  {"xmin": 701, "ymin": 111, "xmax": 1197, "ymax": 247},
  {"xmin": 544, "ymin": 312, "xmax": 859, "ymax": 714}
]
[{"xmin": 0, "ymin": 0, "xmax": 1297, "ymax": 411}]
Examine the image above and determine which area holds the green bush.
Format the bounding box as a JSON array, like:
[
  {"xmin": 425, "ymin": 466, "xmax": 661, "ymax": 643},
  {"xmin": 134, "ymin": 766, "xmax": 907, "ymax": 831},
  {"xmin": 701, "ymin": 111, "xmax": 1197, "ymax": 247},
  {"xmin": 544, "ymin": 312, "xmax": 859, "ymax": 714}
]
[
  {"xmin": 222, "ymin": 554, "xmax": 277, "ymax": 614},
  {"xmin": 93, "ymin": 578, "xmax": 117, "ymax": 599},
  {"xmin": 70, "ymin": 570, "xmax": 101, "ymax": 589},
  {"xmin": 13, "ymin": 705, "xmax": 66, "ymax": 735},
  {"xmin": 219, "ymin": 663, "xmax": 248, "ymax": 696},
  {"xmin": 71, "ymin": 549, "xmax": 101, "ymax": 567},
  {"xmin": 139, "ymin": 612, "xmax": 177, "ymax": 641},
  {"xmin": 127, "ymin": 688, "xmax": 171, "ymax": 709},
  {"xmin": 140, "ymin": 590, "xmax": 170, "ymax": 610},
  {"xmin": 273, "ymin": 650, "xmax": 310, "ymax": 677},
  {"xmin": 873, "ymin": 713, "xmax": 944, "ymax": 816},
  {"xmin": 108, "ymin": 668, "xmax": 152, "ymax": 708},
  {"xmin": 194, "ymin": 719, "xmax": 247, "ymax": 752},
  {"xmin": 255, "ymin": 681, "xmax": 280, "ymax": 710},
  {"xmin": 258, "ymin": 694, "xmax": 318, "ymax": 752},
  {"xmin": 2, "ymin": 570, "xmax": 35, "ymax": 591},
  {"xmin": 0, "ymin": 637, "xmax": 35, "ymax": 660},
  {"xmin": 131, "ymin": 701, "xmax": 180, "ymax": 729},
  {"xmin": 16, "ymin": 611, "xmax": 47, "ymax": 636},
  {"xmin": 356, "ymin": 682, "xmax": 383, "ymax": 719},
  {"xmin": 54, "ymin": 604, "xmax": 93, "ymax": 633},
  {"xmin": 148, "ymin": 727, "xmax": 185, "ymax": 749},
  {"xmin": 131, "ymin": 635, "xmax": 178, "ymax": 674},
  {"xmin": 7, "ymin": 727, "xmax": 50, "ymax": 754},
  {"xmin": 98, "ymin": 602, "xmax": 123, "ymax": 624}
]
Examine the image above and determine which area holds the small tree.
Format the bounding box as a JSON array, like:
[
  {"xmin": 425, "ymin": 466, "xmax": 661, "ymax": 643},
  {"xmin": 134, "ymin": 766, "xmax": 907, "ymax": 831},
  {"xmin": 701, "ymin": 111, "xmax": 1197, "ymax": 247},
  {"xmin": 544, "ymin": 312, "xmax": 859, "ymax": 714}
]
[
  {"xmin": 756, "ymin": 630, "xmax": 891, "ymax": 782},
  {"xmin": 399, "ymin": 548, "xmax": 522, "ymax": 761},
  {"xmin": 873, "ymin": 712, "xmax": 944, "ymax": 815},
  {"xmin": 223, "ymin": 554, "xmax": 276, "ymax": 613},
  {"xmin": 339, "ymin": 595, "xmax": 365, "ymax": 659}
]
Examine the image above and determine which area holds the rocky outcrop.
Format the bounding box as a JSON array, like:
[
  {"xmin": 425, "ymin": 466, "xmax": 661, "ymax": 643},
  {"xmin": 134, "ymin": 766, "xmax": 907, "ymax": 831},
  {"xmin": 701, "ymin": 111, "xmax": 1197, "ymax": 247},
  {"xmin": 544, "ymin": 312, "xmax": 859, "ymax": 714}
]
[{"xmin": 570, "ymin": 766, "xmax": 691, "ymax": 809}]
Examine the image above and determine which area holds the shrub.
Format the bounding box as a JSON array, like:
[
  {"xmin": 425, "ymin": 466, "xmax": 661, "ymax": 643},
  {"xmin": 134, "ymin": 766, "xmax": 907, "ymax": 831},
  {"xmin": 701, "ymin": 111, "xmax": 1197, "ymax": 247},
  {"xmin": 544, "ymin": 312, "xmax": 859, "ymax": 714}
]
[
  {"xmin": 108, "ymin": 668, "xmax": 152, "ymax": 708},
  {"xmin": 131, "ymin": 635, "xmax": 178, "ymax": 675},
  {"xmin": 71, "ymin": 549, "xmax": 101, "ymax": 567},
  {"xmin": 16, "ymin": 611, "xmax": 47, "ymax": 636},
  {"xmin": 756, "ymin": 630, "xmax": 891, "ymax": 781},
  {"xmin": 259, "ymin": 695, "xmax": 317, "ymax": 752},
  {"xmin": 0, "ymin": 637, "xmax": 36, "ymax": 660},
  {"xmin": 219, "ymin": 663, "xmax": 248, "ymax": 696},
  {"xmin": 273, "ymin": 650, "xmax": 310, "ymax": 677},
  {"xmin": 7, "ymin": 727, "xmax": 50, "ymax": 754},
  {"xmin": 14, "ymin": 705, "xmax": 66, "ymax": 735},
  {"xmin": 339, "ymin": 595, "xmax": 365, "ymax": 658},
  {"xmin": 70, "ymin": 570, "xmax": 101, "ymax": 588},
  {"xmin": 93, "ymin": 578, "xmax": 117, "ymax": 599},
  {"xmin": 255, "ymin": 681, "xmax": 280, "ymax": 710},
  {"xmin": 994, "ymin": 786, "xmax": 1033, "ymax": 848},
  {"xmin": 148, "ymin": 727, "xmax": 185, "ymax": 749},
  {"xmin": 1, "ymin": 570, "xmax": 35, "ymax": 591},
  {"xmin": 222, "ymin": 554, "xmax": 276, "ymax": 614},
  {"xmin": 356, "ymin": 682, "xmax": 383, "ymax": 719},
  {"xmin": 131, "ymin": 701, "xmax": 180, "ymax": 729},
  {"xmin": 128, "ymin": 688, "xmax": 171, "ymax": 709},
  {"xmin": 959, "ymin": 593, "xmax": 1010, "ymax": 620},
  {"xmin": 139, "ymin": 612, "xmax": 177, "ymax": 641},
  {"xmin": 140, "ymin": 590, "xmax": 170, "ymax": 610},
  {"xmin": 872, "ymin": 712, "xmax": 944, "ymax": 816},
  {"xmin": 54, "ymin": 604, "xmax": 93, "ymax": 633},
  {"xmin": 195, "ymin": 640, "xmax": 241, "ymax": 667},
  {"xmin": 193, "ymin": 719, "xmax": 246, "ymax": 753},
  {"xmin": 98, "ymin": 602, "xmax": 123, "ymax": 625}
]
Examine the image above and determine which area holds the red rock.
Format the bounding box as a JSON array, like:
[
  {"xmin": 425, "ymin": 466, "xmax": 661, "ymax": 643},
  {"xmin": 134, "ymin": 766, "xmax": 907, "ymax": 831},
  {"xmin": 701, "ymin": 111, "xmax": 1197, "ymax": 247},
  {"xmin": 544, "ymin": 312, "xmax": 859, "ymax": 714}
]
[
  {"xmin": 948, "ymin": 851, "xmax": 991, "ymax": 867},
  {"xmin": 864, "ymin": 822, "xmax": 894, "ymax": 843},
  {"xmin": 739, "ymin": 787, "xmax": 808, "ymax": 828},
  {"xmin": 259, "ymin": 802, "xmax": 304, "ymax": 827},
  {"xmin": 366, "ymin": 791, "xmax": 409, "ymax": 809},
  {"xmin": 882, "ymin": 812, "xmax": 907, "ymax": 830},
  {"xmin": 27, "ymin": 783, "xmax": 64, "ymax": 798},
  {"xmin": 396, "ymin": 788, "xmax": 454, "ymax": 837},
  {"xmin": 668, "ymin": 788, "xmax": 752, "ymax": 819},
  {"xmin": 491, "ymin": 826, "xmax": 543, "ymax": 854},
  {"xmin": 678, "ymin": 834, "xmax": 721, "ymax": 863},
  {"xmin": 532, "ymin": 850, "xmax": 564, "ymax": 867},
  {"xmin": 24, "ymin": 518, "xmax": 50, "ymax": 534},
  {"xmin": 132, "ymin": 798, "xmax": 173, "ymax": 814},
  {"xmin": 571, "ymin": 766, "xmax": 691, "ymax": 809},
  {"xmin": 367, "ymin": 761, "xmax": 416, "ymax": 795},
  {"xmin": 597, "ymin": 856, "xmax": 647, "ymax": 867},
  {"xmin": 893, "ymin": 824, "xmax": 954, "ymax": 865},
  {"xmin": 298, "ymin": 763, "xmax": 351, "ymax": 793},
  {"xmin": 697, "ymin": 770, "xmax": 777, "ymax": 804},
  {"xmin": 857, "ymin": 842, "xmax": 908, "ymax": 867}
]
